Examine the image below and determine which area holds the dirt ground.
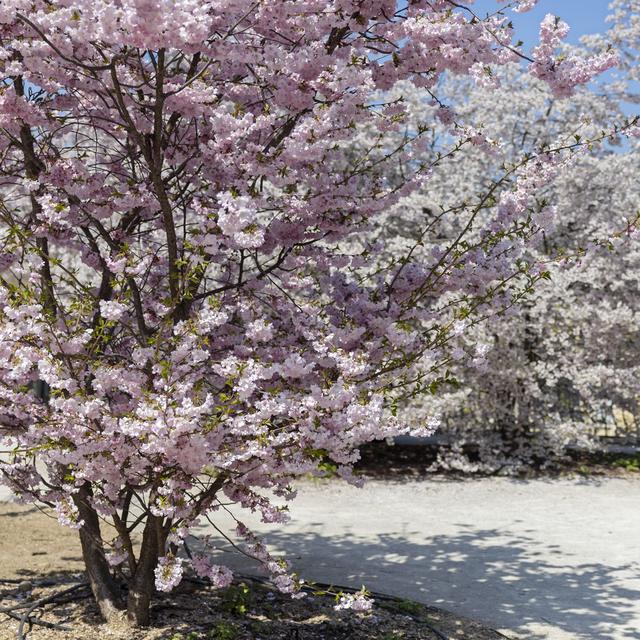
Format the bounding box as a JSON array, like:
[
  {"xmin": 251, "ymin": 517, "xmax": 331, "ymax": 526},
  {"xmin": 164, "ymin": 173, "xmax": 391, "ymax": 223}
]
[
  {"xmin": 0, "ymin": 504, "xmax": 85, "ymax": 582},
  {"xmin": 0, "ymin": 503, "xmax": 511, "ymax": 640}
]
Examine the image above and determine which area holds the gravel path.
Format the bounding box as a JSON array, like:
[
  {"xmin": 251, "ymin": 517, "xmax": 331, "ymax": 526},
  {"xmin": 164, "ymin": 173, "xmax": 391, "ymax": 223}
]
[
  {"xmin": 2, "ymin": 476, "xmax": 639, "ymax": 639},
  {"xmin": 196, "ymin": 476, "xmax": 640, "ymax": 640}
]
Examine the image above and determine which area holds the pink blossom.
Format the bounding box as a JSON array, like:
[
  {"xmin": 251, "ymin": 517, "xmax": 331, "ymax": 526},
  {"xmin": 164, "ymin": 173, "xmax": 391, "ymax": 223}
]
[
  {"xmin": 154, "ymin": 556, "xmax": 184, "ymax": 592},
  {"xmin": 499, "ymin": 0, "xmax": 539, "ymax": 13},
  {"xmin": 334, "ymin": 590, "xmax": 374, "ymax": 612},
  {"xmin": 98, "ymin": 300, "xmax": 126, "ymax": 322},
  {"xmin": 530, "ymin": 15, "xmax": 618, "ymax": 97},
  {"xmin": 54, "ymin": 496, "xmax": 84, "ymax": 530},
  {"xmin": 106, "ymin": 537, "xmax": 129, "ymax": 567}
]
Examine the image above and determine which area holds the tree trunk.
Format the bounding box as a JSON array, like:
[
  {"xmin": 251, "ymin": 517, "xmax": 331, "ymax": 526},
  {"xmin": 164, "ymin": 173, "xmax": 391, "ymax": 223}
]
[
  {"xmin": 126, "ymin": 515, "xmax": 165, "ymax": 626},
  {"xmin": 74, "ymin": 484, "xmax": 125, "ymax": 623}
]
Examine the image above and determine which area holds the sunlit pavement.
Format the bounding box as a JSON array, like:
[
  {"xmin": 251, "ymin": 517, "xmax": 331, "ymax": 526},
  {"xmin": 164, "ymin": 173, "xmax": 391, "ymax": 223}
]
[{"xmin": 196, "ymin": 476, "xmax": 640, "ymax": 640}]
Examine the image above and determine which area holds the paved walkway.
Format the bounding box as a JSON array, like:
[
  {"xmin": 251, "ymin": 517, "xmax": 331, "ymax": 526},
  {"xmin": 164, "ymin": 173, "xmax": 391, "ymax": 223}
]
[{"xmin": 196, "ymin": 477, "xmax": 640, "ymax": 640}]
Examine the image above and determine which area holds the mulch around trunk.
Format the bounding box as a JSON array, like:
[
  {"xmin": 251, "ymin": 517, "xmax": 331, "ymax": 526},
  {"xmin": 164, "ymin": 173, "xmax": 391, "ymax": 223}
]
[{"xmin": 0, "ymin": 575, "xmax": 515, "ymax": 640}]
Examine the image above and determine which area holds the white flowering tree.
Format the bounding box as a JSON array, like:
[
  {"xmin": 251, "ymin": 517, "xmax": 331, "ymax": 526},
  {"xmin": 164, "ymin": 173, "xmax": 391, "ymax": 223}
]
[{"xmin": 366, "ymin": 2, "xmax": 640, "ymax": 472}]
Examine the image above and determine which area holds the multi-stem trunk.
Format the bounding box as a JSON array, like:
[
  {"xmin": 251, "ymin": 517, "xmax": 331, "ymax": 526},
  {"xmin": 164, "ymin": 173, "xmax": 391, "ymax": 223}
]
[{"xmin": 75, "ymin": 487, "xmax": 169, "ymax": 627}]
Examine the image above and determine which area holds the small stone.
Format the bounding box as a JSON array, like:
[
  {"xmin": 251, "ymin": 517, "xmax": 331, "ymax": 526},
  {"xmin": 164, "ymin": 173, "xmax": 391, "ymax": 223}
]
[{"xmin": 16, "ymin": 581, "xmax": 32, "ymax": 593}]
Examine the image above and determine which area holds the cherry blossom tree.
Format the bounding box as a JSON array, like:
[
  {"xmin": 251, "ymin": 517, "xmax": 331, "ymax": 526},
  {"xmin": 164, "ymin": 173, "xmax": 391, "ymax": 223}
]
[{"xmin": 0, "ymin": 0, "xmax": 619, "ymax": 626}]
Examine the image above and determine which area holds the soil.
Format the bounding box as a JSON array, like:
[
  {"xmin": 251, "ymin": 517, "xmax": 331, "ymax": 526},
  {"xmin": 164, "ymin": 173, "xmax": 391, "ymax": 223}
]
[
  {"xmin": 0, "ymin": 505, "xmax": 85, "ymax": 580},
  {"xmin": 0, "ymin": 503, "xmax": 513, "ymax": 640}
]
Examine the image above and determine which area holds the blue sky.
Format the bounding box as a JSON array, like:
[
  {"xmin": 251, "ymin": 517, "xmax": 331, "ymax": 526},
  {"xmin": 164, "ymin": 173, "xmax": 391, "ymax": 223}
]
[
  {"xmin": 471, "ymin": 0, "xmax": 613, "ymax": 51},
  {"xmin": 471, "ymin": 1, "xmax": 639, "ymax": 118}
]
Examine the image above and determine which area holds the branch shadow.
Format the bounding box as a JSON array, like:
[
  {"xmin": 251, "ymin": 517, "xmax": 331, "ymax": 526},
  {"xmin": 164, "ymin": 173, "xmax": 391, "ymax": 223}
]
[{"xmin": 212, "ymin": 523, "xmax": 640, "ymax": 640}]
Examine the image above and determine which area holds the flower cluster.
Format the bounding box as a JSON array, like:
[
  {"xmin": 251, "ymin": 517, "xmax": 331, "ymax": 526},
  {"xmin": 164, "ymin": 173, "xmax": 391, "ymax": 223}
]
[
  {"xmin": 154, "ymin": 556, "xmax": 185, "ymax": 593},
  {"xmin": 530, "ymin": 14, "xmax": 618, "ymax": 97},
  {"xmin": 334, "ymin": 589, "xmax": 374, "ymax": 612}
]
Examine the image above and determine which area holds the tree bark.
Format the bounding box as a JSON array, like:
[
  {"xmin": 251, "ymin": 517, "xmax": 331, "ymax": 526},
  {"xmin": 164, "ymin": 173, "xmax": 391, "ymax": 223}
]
[
  {"xmin": 75, "ymin": 487, "xmax": 168, "ymax": 627},
  {"xmin": 126, "ymin": 515, "xmax": 165, "ymax": 626},
  {"xmin": 73, "ymin": 484, "xmax": 125, "ymax": 623}
]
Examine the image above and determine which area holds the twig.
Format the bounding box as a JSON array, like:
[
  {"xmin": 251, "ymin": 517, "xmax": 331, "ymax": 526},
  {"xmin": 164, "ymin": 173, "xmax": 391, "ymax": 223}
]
[
  {"xmin": 0, "ymin": 602, "xmax": 35, "ymax": 615},
  {"xmin": 14, "ymin": 583, "xmax": 89, "ymax": 640},
  {"xmin": 1, "ymin": 609, "xmax": 74, "ymax": 635},
  {"xmin": 423, "ymin": 623, "xmax": 451, "ymax": 640}
]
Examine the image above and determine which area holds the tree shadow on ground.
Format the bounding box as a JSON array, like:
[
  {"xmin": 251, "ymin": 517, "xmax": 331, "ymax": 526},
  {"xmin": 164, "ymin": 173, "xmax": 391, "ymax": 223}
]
[{"xmin": 214, "ymin": 524, "xmax": 640, "ymax": 640}]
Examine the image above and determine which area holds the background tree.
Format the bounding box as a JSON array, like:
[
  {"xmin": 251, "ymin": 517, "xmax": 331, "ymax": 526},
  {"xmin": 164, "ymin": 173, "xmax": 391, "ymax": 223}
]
[{"xmin": 366, "ymin": 1, "xmax": 640, "ymax": 472}]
